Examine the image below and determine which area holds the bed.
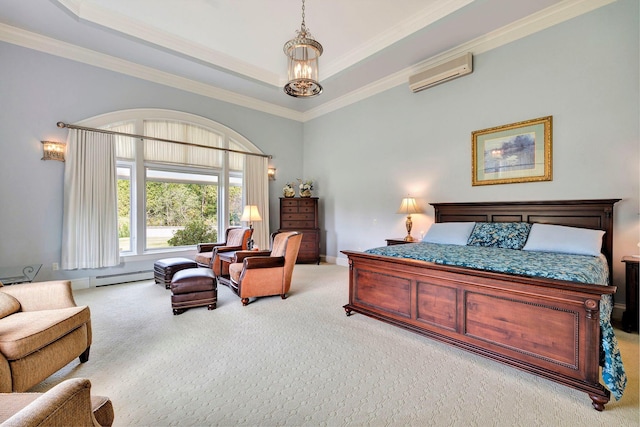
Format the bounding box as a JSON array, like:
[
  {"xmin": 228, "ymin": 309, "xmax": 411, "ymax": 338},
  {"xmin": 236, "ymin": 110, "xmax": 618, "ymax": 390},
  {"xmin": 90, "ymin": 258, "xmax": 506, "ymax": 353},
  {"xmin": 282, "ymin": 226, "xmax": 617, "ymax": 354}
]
[{"xmin": 342, "ymin": 199, "xmax": 625, "ymax": 411}]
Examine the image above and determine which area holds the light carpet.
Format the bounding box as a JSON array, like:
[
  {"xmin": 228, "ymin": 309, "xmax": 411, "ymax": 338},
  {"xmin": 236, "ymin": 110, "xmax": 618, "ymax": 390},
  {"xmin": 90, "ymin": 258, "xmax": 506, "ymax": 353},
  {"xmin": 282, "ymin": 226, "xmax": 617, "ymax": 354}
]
[{"xmin": 33, "ymin": 264, "xmax": 639, "ymax": 426}]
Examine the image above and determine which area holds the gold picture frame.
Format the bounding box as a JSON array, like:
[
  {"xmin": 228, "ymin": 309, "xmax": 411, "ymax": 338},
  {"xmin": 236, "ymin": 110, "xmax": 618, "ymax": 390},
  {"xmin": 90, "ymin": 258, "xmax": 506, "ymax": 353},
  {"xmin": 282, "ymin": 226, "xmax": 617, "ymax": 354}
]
[{"xmin": 472, "ymin": 116, "xmax": 552, "ymax": 186}]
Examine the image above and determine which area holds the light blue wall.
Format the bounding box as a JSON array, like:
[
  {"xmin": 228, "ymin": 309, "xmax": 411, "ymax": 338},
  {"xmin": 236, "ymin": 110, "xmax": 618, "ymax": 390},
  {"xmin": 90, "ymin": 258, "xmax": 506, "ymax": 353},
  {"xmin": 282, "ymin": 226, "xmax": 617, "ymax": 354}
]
[
  {"xmin": 0, "ymin": 0, "xmax": 637, "ymax": 308},
  {"xmin": 303, "ymin": 0, "xmax": 639, "ymax": 300},
  {"xmin": 0, "ymin": 42, "xmax": 303, "ymax": 281}
]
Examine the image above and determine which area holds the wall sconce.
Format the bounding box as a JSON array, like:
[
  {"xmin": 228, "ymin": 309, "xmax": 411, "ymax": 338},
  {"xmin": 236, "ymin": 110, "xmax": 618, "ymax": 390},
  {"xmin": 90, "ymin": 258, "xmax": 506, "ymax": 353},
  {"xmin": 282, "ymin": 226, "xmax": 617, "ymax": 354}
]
[
  {"xmin": 41, "ymin": 141, "xmax": 65, "ymax": 162},
  {"xmin": 267, "ymin": 167, "xmax": 276, "ymax": 180}
]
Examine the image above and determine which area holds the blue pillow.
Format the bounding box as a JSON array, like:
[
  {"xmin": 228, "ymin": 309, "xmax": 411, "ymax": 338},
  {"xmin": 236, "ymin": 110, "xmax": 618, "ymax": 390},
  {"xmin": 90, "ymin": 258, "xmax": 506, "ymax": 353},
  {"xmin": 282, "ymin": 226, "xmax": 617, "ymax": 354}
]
[{"xmin": 467, "ymin": 222, "xmax": 532, "ymax": 250}]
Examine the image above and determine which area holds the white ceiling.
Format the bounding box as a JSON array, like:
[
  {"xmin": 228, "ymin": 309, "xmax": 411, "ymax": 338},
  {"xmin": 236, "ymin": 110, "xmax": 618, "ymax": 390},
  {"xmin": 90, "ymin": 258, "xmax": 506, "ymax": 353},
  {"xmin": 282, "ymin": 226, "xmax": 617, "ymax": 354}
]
[{"xmin": 0, "ymin": 0, "xmax": 611, "ymax": 120}]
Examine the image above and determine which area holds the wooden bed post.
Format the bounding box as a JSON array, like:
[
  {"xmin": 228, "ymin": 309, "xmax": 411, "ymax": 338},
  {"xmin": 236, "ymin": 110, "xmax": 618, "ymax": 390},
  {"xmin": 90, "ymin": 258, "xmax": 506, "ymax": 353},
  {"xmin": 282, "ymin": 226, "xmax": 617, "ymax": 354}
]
[{"xmin": 584, "ymin": 298, "xmax": 611, "ymax": 411}]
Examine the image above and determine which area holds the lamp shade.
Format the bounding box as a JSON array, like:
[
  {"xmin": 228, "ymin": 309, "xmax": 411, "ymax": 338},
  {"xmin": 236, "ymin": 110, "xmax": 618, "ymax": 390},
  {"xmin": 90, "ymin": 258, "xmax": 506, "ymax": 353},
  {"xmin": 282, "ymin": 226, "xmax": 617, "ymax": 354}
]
[
  {"xmin": 397, "ymin": 197, "xmax": 422, "ymax": 215},
  {"xmin": 240, "ymin": 205, "xmax": 262, "ymax": 222}
]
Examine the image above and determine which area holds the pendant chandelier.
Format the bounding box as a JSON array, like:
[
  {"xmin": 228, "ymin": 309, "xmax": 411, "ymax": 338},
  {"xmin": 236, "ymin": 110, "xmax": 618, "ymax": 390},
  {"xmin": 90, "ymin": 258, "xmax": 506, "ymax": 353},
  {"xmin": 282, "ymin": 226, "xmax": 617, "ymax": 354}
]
[{"xmin": 283, "ymin": 0, "xmax": 323, "ymax": 97}]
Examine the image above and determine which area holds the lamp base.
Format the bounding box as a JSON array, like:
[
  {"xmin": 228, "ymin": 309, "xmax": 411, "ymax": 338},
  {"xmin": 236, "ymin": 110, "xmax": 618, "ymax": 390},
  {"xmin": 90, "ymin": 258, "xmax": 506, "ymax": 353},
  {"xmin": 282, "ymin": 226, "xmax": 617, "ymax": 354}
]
[{"xmin": 404, "ymin": 215, "xmax": 414, "ymax": 242}]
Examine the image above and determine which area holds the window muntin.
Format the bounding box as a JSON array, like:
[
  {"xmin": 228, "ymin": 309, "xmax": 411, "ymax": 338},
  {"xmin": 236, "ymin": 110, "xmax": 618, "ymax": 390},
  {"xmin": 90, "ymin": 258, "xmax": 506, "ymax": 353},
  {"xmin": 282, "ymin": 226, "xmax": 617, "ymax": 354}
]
[
  {"xmin": 228, "ymin": 174, "xmax": 243, "ymax": 226},
  {"xmin": 116, "ymin": 164, "xmax": 133, "ymax": 253}
]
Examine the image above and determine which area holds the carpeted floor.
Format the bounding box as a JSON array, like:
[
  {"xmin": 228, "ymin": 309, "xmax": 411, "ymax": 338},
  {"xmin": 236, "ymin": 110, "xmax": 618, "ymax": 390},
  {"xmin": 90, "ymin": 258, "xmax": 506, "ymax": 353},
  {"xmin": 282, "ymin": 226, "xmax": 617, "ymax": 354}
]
[{"xmin": 33, "ymin": 264, "xmax": 639, "ymax": 426}]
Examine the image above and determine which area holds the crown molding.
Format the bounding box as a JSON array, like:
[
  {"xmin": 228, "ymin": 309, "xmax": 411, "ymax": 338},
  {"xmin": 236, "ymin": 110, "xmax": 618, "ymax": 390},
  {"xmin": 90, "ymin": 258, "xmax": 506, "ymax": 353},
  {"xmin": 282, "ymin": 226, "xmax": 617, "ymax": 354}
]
[
  {"xmin": 322, "ymin": 0, "xmax": 473, "ymax": 80},
  {"xmin": 302, "ymin": 69, "xmax": 408, "ymax": 122},
  {"xmin": 303, "ymin": 0, "xmax": 616, "ymax": 122},
  {"xmin": 56, "ymin": 0, "xmax": 281, "ymax": 87},
  {"xmin": 57, "ymin": 0, "xmax": 472, "ymax": 87},
  {"xmin": 0, "ymin": 23, "xmax": 303, "ymax": 122},
  {"xmin": 0, "ymin": 0, "xmax": 616, "ymax": 123}
]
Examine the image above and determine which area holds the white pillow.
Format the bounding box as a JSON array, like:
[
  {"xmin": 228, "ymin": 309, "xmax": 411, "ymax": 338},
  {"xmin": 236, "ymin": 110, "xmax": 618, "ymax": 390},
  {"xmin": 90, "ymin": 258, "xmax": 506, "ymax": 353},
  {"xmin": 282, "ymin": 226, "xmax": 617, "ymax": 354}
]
[
  {"xmin": 522, "ymin": 223, "xmax": 605, "ymax": 256},
  {"xmin": 422, "ymin": 222, "xmax": 476, "ymax": 246}
]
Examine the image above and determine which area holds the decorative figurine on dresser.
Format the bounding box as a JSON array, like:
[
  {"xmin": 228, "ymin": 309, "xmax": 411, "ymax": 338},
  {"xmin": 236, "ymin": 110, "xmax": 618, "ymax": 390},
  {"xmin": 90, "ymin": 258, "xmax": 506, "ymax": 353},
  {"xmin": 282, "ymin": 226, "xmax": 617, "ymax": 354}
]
[{"xmin": 278, "ymin": 197, "xmax": 320, "ymax": 264}]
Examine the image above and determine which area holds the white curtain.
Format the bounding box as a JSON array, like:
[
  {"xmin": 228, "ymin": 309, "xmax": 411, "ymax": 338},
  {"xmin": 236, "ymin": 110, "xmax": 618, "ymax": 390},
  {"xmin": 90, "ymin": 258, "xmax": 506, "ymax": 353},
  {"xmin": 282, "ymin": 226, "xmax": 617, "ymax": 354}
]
[
  {"xmin": 61, "ymin": 130, "xmax": 120, "ymax": 269},
  {"xmin": 144, "ymin": 121, "xmax": 223, "ymax": 167},
  {"xmin": 245, "ymin": 155, "xmax": 270, "ymax": 250}
]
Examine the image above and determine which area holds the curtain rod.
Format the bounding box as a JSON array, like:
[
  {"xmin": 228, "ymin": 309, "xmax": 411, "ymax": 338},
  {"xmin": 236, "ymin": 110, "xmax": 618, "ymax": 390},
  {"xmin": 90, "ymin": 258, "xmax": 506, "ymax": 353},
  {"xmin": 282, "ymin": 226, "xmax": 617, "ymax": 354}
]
[{"xmin": 56, "ymin": 122, "xmax": 272, "ymax": 159}]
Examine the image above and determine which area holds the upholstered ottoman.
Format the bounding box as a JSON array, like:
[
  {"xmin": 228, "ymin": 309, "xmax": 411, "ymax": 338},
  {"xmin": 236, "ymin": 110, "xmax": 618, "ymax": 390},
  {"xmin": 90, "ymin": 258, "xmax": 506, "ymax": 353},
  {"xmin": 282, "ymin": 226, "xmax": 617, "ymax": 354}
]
[
  {"xmin": 170, "ymin": 268, "xmax": 217, "ymax": 315},
  {"xmin": 154, "ymin": 257, "xmax": 198, "ymax": 289}
]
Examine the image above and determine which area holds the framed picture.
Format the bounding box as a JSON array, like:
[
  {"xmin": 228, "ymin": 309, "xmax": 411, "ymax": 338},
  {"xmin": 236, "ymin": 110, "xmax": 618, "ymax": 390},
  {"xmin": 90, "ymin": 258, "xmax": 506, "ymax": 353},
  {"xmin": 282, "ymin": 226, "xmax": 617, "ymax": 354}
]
[{"xmin": 472, "ymin": 116, "xmax": 552, "ymax": 186}]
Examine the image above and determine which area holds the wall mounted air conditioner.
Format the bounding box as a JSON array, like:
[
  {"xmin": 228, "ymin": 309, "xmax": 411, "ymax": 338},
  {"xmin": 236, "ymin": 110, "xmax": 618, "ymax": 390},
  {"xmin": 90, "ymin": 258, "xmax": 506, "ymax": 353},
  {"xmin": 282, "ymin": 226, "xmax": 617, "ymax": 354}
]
[{"xmin": 409, "ymin": 52, "xmax": 473, "ymax": 93}]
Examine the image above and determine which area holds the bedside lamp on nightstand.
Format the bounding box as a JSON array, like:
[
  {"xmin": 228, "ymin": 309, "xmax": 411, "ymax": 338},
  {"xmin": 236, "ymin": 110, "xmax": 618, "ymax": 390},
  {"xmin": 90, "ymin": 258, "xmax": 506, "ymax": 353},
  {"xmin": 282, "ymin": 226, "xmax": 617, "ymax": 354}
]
[{"xmin": 397, "ymin": 196, "xmax": 422, "ymax": 242}]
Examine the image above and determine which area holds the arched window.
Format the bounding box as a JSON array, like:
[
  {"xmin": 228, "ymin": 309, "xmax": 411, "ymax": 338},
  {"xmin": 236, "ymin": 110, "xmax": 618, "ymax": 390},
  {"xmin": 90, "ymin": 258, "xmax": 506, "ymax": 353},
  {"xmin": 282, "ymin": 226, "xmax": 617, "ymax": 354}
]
[{"xmin": 77, "ymin": 109, "xmax": 265, "ymax": 256}]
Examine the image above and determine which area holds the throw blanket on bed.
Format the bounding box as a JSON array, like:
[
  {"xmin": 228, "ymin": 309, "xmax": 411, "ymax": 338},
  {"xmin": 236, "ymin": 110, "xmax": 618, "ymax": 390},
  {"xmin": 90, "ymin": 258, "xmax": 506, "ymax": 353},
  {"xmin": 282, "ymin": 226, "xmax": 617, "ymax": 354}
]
[{"xmin": 365, "ymin": 242, "xmax": 627, "ymax": 400}]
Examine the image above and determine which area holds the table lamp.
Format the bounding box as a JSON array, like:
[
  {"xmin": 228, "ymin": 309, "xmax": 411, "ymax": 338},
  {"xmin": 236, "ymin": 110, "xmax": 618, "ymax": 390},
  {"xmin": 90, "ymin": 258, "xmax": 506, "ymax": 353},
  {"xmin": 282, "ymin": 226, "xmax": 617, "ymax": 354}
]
[
  {"xmin": 397, "ymin": 197, "xmax": 422, "ymax": 242},
  {"xmin": 241, "ymin": 205, "xmax": 262, "ymax": 250}
]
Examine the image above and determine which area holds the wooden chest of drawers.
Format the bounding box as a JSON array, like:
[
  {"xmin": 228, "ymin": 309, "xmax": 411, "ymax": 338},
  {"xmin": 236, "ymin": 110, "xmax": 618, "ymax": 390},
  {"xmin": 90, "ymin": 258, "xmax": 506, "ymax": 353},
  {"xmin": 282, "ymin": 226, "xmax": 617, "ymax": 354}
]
[{"xmin": 279, "ymin": 197, "xmax": 320, "ymax": 264}]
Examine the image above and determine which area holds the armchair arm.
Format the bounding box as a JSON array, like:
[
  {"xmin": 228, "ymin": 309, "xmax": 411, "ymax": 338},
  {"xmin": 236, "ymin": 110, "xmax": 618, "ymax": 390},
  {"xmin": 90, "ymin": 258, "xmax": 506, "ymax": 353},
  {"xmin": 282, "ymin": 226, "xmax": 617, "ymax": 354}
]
[
  {"xmin": 212, "ymin": 245, "xmax": 243, "ymax": 254},
  {"xmin": 1, "ymin": 378, "xmax": 100, "ymax": 427},
  {"xmin": 197, "ymin": 242, "xmax": 226, "ymax": 253},
  {"xmin": 234, "ymin": 250, "xmax": 271, "ymax": 263},
  {"xmin": 0, "ymin": 281, "xmax": 77, "ymax": 311},
  {"xmin": 0, "ymin": 352, "xmax": 11, "ymax": 393},
  {"xmin": 243, "ymin": 256, "xmax": 285, "ymax": 269}
]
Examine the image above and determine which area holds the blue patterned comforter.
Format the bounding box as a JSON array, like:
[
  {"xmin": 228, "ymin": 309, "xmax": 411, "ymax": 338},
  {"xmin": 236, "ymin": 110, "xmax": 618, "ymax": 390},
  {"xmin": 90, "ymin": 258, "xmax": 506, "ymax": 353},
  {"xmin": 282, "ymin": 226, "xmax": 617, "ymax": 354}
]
[{"xmin": 365, "ymin": 243, "xmax": 626, "ymax": 400}]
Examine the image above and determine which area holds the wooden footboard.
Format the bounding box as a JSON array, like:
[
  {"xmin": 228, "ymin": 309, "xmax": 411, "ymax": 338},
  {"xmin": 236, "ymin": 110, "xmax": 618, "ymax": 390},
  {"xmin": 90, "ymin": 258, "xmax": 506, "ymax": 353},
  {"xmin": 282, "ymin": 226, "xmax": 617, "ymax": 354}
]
[{"xmin": 342, "ymin": 250, "xmax": 616, "ymax": 410}]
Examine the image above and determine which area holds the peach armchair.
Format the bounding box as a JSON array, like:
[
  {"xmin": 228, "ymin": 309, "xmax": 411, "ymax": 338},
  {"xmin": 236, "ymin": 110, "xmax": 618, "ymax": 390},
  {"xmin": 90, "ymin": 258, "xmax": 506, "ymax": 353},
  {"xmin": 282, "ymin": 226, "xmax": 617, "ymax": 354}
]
[
  {"xmin": 0, "ymin": 378, "xmax": 114, "ymax": 427},
  {"xmin": 0, "ymin": 280, "xmax": 91, "ymax": 393},
  {"xmin": 195, "ymin": 227, "xmax": 253, "ymax": 276},
  {"xmin": 227, "ymin": 231, "xmax": 303, "ymax": 306}
]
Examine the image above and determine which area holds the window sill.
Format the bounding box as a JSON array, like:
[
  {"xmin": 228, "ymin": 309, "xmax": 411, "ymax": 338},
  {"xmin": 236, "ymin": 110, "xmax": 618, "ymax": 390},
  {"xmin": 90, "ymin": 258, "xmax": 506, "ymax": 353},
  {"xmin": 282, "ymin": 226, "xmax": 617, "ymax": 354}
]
[{"xmin": 120, "ymin": 247, "xmax": 197, "ymax": 263}]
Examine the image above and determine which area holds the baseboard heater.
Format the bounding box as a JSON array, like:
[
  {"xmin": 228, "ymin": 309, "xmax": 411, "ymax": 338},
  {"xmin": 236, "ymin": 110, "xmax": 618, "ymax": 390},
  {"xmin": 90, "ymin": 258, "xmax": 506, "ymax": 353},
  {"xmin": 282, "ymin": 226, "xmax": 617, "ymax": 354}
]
[{"xmin": 91, "ymin": 270, "xmax": 154, "ymax": 287}]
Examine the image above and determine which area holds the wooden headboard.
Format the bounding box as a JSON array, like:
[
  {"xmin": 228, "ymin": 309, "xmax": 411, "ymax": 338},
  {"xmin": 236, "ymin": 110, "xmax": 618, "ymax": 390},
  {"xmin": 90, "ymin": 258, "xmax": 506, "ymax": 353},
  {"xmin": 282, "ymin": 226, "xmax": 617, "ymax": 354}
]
[{"xmin": 430, "ymin": 199, "xmax": 620, "ymax": 283}]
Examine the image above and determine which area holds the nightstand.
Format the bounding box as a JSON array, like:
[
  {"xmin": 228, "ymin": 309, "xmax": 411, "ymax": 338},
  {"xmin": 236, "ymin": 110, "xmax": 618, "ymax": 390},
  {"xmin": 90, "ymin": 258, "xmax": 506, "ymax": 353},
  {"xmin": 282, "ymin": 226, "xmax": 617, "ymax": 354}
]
[
  {"xmin": 621, "ymin": 256, "xmax": 639, "ymax": 333},
  {"xmin": 385, "ymin": 238, "xmax": 418, "ymax": 246}
]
